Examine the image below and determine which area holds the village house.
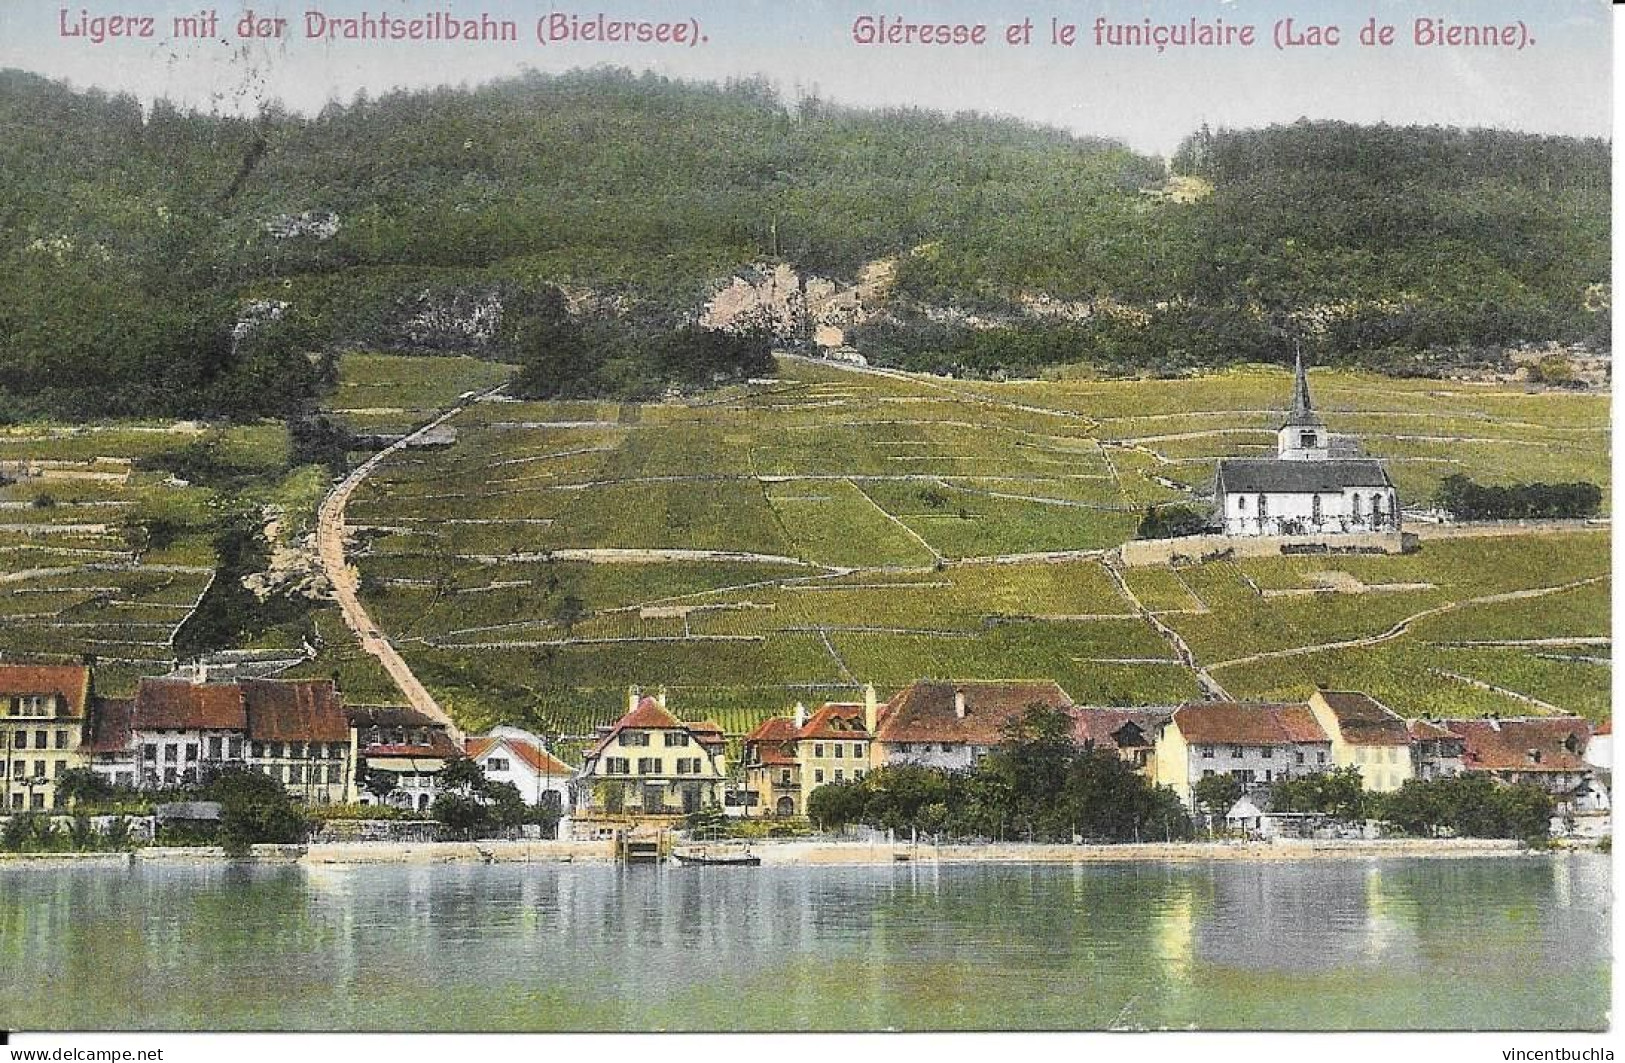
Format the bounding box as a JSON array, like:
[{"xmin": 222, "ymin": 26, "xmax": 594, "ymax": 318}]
[
  {"xmin": 466, "ymin": 725, "xmax": 576, "ymax": 834},
  {"xmin": 1073, "ymin": 707, "xmax": 1174, "ymax": 775},
  {"xmin": 1586, "ymin": 719, "xmax": 1611, "ymax": 784},
  {"xmin": 1446, "ymin": 716, "xmax": 1599, "ymax": 810},
  {"xmin": 1306, "ymin": 689, "xmax": 1414, "ymax": 792},
  {"xmin": 241, "ymin": 679, "xmax": 355, "ymax": 805},
  {"xmin": 871, "ymin": 679, "xmax": 1074, "ymax": 771},
  {"xmin": 742, "ymin": 695, "xmax": 874, "ymax": 817},
  {"xmin": 1152, "ymin": 700, "xmax": 1332, "ymax": 807},
  {"xmin": 347, "ymin": 704, "xmax": 463, "ymax": 812},
  {"xmin": 84, "ymin": 676, "xmax": 356, "ymax": 804},
  {"xmin": 1214, "ymin": 354, "xmax": 1398, "ymax": 537},
  {"xmin": 573, "ymin": 689, "xmax": 728, "ymax": 827},
  {"xmin": 0, "ymin": 663, "xmax": 92, "ymax": 811},
  {"xmin": 1408, "ymin": 719, "xmax": 1466, "ymax": 780},
  {"xmin": 740, "ymin": 713, "xmax": 800, "ymax": 817}
]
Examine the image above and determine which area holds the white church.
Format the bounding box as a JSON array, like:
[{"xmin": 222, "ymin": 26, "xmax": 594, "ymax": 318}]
[{"xmin": 1213, "ymin": 356, "xmax": 1398, "ymax": 537}]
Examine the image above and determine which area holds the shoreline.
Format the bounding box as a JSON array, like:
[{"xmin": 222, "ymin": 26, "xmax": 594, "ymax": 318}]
[{"xmin": 0, "ymin": 836, "xmax": 1594, "ymax": 867}]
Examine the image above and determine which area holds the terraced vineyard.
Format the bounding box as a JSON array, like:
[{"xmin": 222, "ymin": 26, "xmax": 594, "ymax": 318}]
[
  {"xmin": 331, "ymin": 355, "xmax": 1610, "ymax": 739},
  {"xmin": 0, "ymin": 424, "xmax": 282, "ymax": 693}
]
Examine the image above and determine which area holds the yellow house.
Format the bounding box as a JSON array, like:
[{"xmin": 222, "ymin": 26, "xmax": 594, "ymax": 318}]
[
  {"xmin": 0, "ymin": 663, "xmax": 92, "ymax": 811},
  {"xmin": 742, "ymin": 712, "xmax": 802, "ymax": 817},
  {"xmin": 1152, "ymin": 701, "xmax": 1332, "ymax": 807},
  {"xmin": 742, "ymin": 698, "xmax": 873, "ymax": 817},
  {"xmin": 1306, "ymin": 689, "xmax": 1414, "ymax": 792},
  {"xmin": 575, "ymin": 689, "xmax": 728, "ymax": 825}
]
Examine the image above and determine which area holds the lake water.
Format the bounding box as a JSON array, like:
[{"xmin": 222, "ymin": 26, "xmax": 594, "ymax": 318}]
[{"xmin": 0, "ymin": 855, "xmax": 1608, "ymax": 1032}]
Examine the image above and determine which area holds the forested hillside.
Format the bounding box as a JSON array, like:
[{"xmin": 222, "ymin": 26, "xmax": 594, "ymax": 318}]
[{"xmin": 0, "ymin": 67, "xmax": 1608, "ymax": 417}]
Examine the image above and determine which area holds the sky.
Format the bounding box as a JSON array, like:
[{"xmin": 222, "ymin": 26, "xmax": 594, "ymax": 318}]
[{"xmin": 0, "ymin": 0, "xmax": 1611, "ymax": 155}]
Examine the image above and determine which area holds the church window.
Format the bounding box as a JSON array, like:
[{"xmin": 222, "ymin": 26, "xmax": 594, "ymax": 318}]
[
  {"xmin": 1372, "ymin": 494, "xmax": 1385, "ymax": 529},
  {"xmin": 1311, "ymin": 495, "xmax": 1323, "ymax": 524},
  {"xmin": 1237, "ymin": 496, "xmax": 1246, "ymax": 512},
  {"xmin": 1258, "ymin": 495, "xmax": 1269, "ymax": 519},
  {"xmin": 1352, "ymin": 494, "xmax": 1363, "ymax": 524}
]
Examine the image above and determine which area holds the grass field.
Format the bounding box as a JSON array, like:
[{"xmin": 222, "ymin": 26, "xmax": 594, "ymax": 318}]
[{"xmin": 326, "ymin": 355, "xmax": 1609, "ymax": 739}]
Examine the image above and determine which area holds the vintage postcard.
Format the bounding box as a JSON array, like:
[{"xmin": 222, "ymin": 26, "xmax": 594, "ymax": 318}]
[{"xmin": 0, "ymin": 0, "xmax": 1611, "ymax": 1047}]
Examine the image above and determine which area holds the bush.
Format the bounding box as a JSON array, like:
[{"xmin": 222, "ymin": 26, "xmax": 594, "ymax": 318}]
[
  {"xmin": 1434, "ymin": 474, "xmax": 1602, "ymax": 522},
  {"xmin": 1137, "ymin": 505, "xmax": 1209, "ymax": 540},
  {"xmin": 1, "ymin": 813, "xmax": 68, "ymax": 853}
]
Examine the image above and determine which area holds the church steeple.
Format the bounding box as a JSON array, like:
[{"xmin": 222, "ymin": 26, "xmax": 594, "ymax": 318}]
[
  {"xmin": 1278, "ymin": 348, "xmax": 1329, "ymax": 460},
  {"xmin": 1282, "ymin": 347, "xmax": 1324, "ymax": 430}
]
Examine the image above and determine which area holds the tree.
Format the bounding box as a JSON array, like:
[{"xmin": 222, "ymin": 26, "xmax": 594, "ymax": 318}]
[
  {"xmin": 437, "ymin": 756, "xmax": 487, "ymax": 796},
  {"xmin": 205, "ymin": 765, "xmax": 308, "ymax": 856},
  {"xmin": 1269, "ymin": 767, "xmax": 1366, "ymax": 820},
  {"xmin": 552, "ymin": 594, "xmax": 587, "ymax": 636},
  {"xmin": 432, "ymin": 793, "xmax": 492, "ymax": 838},
  {"xmin": 361, "ymin": 761, "xmax": 399, "ymax": 804},
  {"xmin": 1192, "ymin": 773, "xmax": 1243, "ymax": 818},
  {"xmin": 55, "ymin": 767, "xmax": 115, "ymax": 808},
  {"xmin": 1375, "ymin": 774, "xmax": 1555, "ymax": 840},
  {"xmin": 1527, "ymin": 353, "xmax": 1576, "ymax": 386},
  {"xmin": 1137, "ymin": 505, "xmax": 1209, "ymax": 539},
  {"xmin": 806, "ymin": 778, "xmax": 867, "ymax": 829}
]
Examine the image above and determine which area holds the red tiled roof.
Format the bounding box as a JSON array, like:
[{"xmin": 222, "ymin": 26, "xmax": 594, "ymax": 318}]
[
  {"xmin": 744, "ymin": 716, "xmax": 798, "ymax": 744},
  {"xmin": 1315, "ymin": 690, "xmax": 1410, "ymax": 746},
  {"xmin": 1173, "ymin": 702, "xmax": 1329, "ymax": 746},
  {"xmin": 874, "ymin": 680, "xmax": 1073, "ymax": 747},
  {"xmin": 590, "ymin": 696, "xmax": 713, "ymax": 757},
  {"xmin": 1408, "ymin": 719, "xmax": 1459, "ymax": 742},
  {"xmin": 1074, "ymin": 707, "xmax": 1174, "ymax": 750},
  {"xmin": 743, "ymin": 715, "xmax": 799, "ymax": 767},
  {"xmin": 688, "ymin": 720, "xmax": 727, "ymax": 747},
  {"xmin": 133, "ymin": 679, "xmax": 246, "ymax": 731},
  {"xmin": 243, "ymin": 679, "xmax": 349, "ymax": 743},
  {"xmin": 620, "ymin": 696, "xmax": 682, "ymax": 731},
  {"xmin": 467, "ymin": 735, "xmax": 576, "ymax": 777},
  {"xmin": 0, "ymin": 663, "xmax": 92, "ymax": 719},
  {"xmin": 363, "ymin": 738, "xmax": 463, "ymax": 760},
  {"xmin": 84, "ymin": 697, "xmax": 134, "ymax": 754},
  {"xmin": 1446, "ymin": 717, "xmax": 1592, "ymax": 773},
  {"xmin": 754, "ymin": 748, "xmax": 797, "ymax": 767},
  {"xmin": 345, "ymin": 704, "xmax": 442, "ymax": 730},
  {"xmin": 798, "ymin": 703, "xmax": 867, "ymax": 741}
]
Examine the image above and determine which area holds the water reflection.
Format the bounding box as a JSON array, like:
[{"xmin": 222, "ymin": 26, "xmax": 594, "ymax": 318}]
[{"xmin": 0, "ymin": 855, "xmax": 1608, "ymax": 1032}]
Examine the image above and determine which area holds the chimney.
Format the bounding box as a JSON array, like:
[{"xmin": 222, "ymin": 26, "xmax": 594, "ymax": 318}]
[
  {"xmin": 628, "ymin": 684, "xmax": 640, "ymax": 714},
  {"xmin": 954, "ymin": 687, "xmax": 967, "ymax": 719},
  {"xmin": 793, "ymin": 702, "xmax": 807, "ymax": 730},
  {"xmin": 863, "ymin": 684, "xmax": 878, "ymax": 735},
  {"xmin": 195, "ymin": 661, "xmax": 209, "ymax": 685},
  {"xmin": 656, "ymin": 685, "xmax": 668, "ymax": 710}
]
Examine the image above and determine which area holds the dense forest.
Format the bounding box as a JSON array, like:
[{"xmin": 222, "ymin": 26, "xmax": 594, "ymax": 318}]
[{"xmin": 0, "ymin": 67, "xmax": 1609, "ymax": 417}]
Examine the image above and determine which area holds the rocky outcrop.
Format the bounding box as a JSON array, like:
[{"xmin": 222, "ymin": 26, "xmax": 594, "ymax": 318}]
[
  {"xmin": 264, "ymin": 210, "xmax": 341, "ymax": 240},
  {"xmin": 242, "ymin": 505, "xmax": 331, "ymax": 604},
  {"xmin": 699, "ymin": 258, "xmax": 897, "ymax": 347}
]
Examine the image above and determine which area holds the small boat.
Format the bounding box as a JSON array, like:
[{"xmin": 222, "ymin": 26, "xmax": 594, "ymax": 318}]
[{"xmin": 671, "ymin": 843, "xmax": 761, "ymax": 867}]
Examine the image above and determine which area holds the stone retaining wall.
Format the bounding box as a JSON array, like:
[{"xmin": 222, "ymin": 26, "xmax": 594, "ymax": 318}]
[{"xmin": 1120, "ymin": 530, "xmax": 1409, "ymax": 567}]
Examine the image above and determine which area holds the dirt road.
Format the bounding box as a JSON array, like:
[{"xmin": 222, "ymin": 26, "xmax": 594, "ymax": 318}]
[{"xmin": 315, "ymin": 393, "xmax": 503, "ymax": 741}]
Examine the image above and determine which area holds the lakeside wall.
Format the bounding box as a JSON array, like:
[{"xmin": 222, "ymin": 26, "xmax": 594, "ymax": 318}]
[{"xmin": 0, "ymin": 837, "xmax": 1550, "ymax": 867}]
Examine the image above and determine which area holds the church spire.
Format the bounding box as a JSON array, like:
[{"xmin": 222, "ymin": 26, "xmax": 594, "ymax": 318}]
[
  {"xmin": 1282, "ymin": 344, "xmax": 1324, "ymax": 429},
  {"xmin": 1291, "ymin": 346, "xmax": 1313, "ymax": 418}
]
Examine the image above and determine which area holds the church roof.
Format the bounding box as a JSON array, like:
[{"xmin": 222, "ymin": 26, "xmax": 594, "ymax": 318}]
[
  {"xmin": 1282, "ymin": 352, "xmax": 1325, "ymax": 429},
  {"xmin": 1215, "ymin": 458, "xmax": 1392, "ymax": 494}
]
